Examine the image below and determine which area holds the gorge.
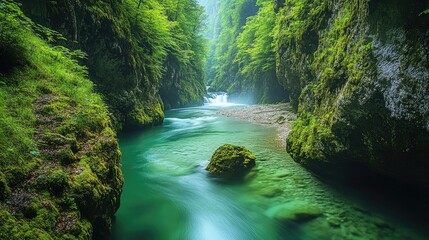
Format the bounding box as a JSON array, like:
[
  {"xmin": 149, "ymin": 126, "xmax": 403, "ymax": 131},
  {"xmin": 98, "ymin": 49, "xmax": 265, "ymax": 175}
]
[{"xmin": 1, "ymin": 0, "xmax": 429, "ymax": 239}]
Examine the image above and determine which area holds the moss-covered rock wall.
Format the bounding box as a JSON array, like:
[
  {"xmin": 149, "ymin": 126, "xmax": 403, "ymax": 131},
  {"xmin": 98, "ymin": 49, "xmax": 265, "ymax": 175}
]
[
  {"xmin": 0, "ymin": 1, "xmax": 123, "ymax": 238},
  {"xmin": 18, "ymin": 0, "xmax": 206, "ymax": 129},
  {"xmin": 18, "ymin": 0, "xmax": 163, "ymax": 129},
  {"xmin": 276, "ymin": 0, "xmax": 429, "ymax": 185},
  {"xmin": 158, "ymin": 0, "xmax": 207, "ymax": 109}
]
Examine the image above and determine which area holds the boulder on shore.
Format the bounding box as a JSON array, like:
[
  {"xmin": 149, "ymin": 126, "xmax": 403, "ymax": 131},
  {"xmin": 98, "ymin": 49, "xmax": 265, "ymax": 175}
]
[{"xmin": 206, "ymin": 144, "xmax": 256, "ymax": 177}]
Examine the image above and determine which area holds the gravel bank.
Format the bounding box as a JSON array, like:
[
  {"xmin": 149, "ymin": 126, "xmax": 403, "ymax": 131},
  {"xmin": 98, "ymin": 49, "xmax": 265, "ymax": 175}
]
[{"xmin": 217, "ymin": 103, "xmax": 296, "ymax": 147}]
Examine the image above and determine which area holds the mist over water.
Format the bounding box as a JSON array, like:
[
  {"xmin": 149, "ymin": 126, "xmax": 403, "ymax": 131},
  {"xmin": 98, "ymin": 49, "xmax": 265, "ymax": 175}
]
[{"xmin": 112, "ymin": 104, "xmax": 428, "ymax": 240}]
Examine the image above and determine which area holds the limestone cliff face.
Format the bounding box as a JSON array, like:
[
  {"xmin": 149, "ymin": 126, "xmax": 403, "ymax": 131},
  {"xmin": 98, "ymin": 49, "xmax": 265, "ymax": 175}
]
[{"xmin": 276, "ymin": 0, "xmax": 429, "ymax": 185}]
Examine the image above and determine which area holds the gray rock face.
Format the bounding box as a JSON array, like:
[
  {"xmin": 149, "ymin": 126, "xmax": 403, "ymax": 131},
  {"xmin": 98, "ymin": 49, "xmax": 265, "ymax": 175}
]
[{"xmin": 276, "ymin": 0, "xmax": 429, "ymax": 186}]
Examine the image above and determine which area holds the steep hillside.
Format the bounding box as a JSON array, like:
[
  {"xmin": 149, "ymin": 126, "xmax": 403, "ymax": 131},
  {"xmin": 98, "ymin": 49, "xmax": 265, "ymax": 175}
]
[
  {"xmin": 19, "ymin": 0, "xmax": 206, "ymax": 129},
  {"xmin": 276, "ymin": 0, "xmax": 429, "ymax": 185},
  {"xmin": 207, "ymin": 0, "xmax": 288, "ymax": 104},
  {"xmin": 0, "ymin": 1, "xmax": 123, "ymax": 238},
  {"xmin": 159, "ymin": 0, "xmax": 207, "ymax": 109},
  {"xmin": 198, "ymin": 0, "xmax": 221, "ymax": 86}
]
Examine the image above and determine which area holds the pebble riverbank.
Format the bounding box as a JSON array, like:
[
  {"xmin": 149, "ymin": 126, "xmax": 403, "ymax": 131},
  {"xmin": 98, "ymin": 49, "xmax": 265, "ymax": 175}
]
[{"xmin": 217, "ymin": 103, "xmax": 296, "ymax": 147}]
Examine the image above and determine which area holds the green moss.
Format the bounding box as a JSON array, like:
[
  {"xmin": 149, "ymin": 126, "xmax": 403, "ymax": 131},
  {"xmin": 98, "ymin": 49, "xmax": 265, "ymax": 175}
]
[
  {"xmin": 206, "ymin": 144, "xmax": 256, "ymax": 178},
  {"xmin": 287, "ymin": 113, "xmax": 341, "ymax": 165},
  {"xmin": 39, "ymin": 99, "xmax": 71, "ymax": 118},
  {"xmin": 7, "ymin": 159, "xmax": 40, "ymax": 190},
  {"xmin": 69, "ymin": 219, "xmax": 92, "ymax": 239},
  {"xmin": 56, "ymin": 148, "xmax": 77, "ymax": 165},
  {"xmin": 71, "ymin": 133, "xmax": 123, "ymax": 238},
  {"xmin": 42, "ymin": 133, "xmax": 74, "ymax": 146},
  {"xmin": 280, "ymin": 0, "xmax": 373, "ymax": 167},
  {"xmin": 35, "ymin": 169, "xmax": 69, "ymax": 196},
  {"xmin": 0, "ymin": 206, "xmax": 32, "ymax": 239},
  {"xmin": 71, "ymin": 165, "xmax": 102, "ymax": 209},
  {"xmin": 275, "ymin": 0, "xmax": 330, "ymax": 110},
  {"xmin": 0, "ymin": 172, "xmax": 11, "ymax": 200},
  {"xmin": 127, "ymin": 102, "xmax": 164, "ymax": 128},
  {"xmin": 0, "ymin": 1, "xmax": 123, "ymax": 238}
]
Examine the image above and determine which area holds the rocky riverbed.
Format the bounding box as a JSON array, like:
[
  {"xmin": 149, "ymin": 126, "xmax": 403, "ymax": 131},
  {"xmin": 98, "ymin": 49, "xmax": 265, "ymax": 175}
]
[{"xmin": 217, "ymin": 103, "xmax": 296, "ymax": 147}]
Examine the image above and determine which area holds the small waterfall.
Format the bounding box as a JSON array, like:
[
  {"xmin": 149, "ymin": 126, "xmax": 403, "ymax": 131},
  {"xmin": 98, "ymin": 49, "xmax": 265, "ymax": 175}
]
[{"xmin": 204, "ymin": 92, "xmax": 228, "ymax": 105}]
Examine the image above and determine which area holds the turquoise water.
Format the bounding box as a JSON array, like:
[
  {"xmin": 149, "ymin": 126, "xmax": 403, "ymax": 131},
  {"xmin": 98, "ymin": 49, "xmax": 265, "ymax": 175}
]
[{"xmin": 112, "ymin": 104, "xmax": 427, "ymax": 240}]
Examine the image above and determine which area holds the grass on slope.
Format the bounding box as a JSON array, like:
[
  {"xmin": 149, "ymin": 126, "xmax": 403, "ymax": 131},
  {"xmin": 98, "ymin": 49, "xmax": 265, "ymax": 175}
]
[{"xmin": 0, "ymin": 1, "xmax": 123, "ymax": 239}]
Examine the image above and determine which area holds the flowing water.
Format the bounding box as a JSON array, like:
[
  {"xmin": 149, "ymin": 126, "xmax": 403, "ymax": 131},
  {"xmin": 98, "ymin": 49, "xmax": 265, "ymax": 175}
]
[
  {"xmin": 112, "ymin": 99, "xmax": 428, "ymax": 240},
  {"xmin": 204, "ymin": 92, "xmax": 229, "ymax": 105}
]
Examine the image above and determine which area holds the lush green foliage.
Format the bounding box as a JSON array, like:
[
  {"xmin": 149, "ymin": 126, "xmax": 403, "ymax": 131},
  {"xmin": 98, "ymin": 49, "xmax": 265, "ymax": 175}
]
[
  {"xmin": 95, "ymin": 0, "xmax": 207, "ymax": 123},
  {"xmin": 207, "ymin": 0, "xmax": 258, "ymax": 94},
  {"xmin": 198, "ymin": 0, "xmax": 221, "ymax": 84},
  {"xmin": 234, "ymin": 0, "xmax": 287, "ymax": 103},
  {"xmin": 0, "ymin": 1, "xmax": 123, "ymax": 238},
  {"xmin": 160, "ymin": 0, "xmax": 207, "ymax": 109},
  {"xmin": 207, "ymin": 0, "xmax": 287, "ymax": 103},
  {"xmin": 18, "ymin": 0, "xmax": 207, "ymax": 128}
]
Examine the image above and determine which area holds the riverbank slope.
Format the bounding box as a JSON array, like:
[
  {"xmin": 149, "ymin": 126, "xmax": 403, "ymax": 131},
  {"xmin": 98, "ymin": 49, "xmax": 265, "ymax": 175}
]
[{"xmin": 0, "ymin": 3, "xmax": 123, "ymax": 238}]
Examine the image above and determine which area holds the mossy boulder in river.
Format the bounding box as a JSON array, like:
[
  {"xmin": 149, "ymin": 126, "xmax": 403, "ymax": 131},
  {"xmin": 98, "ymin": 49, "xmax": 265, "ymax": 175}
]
[{"xmin": 206, "ymin": 144, "xmax": 256, "ymax": 177}]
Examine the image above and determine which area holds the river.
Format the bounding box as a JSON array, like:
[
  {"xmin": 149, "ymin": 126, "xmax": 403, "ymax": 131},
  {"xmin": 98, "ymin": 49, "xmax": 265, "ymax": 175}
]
[{"xmin": 111, "ymin": 100, "xmax": 427, "ymax": 240}]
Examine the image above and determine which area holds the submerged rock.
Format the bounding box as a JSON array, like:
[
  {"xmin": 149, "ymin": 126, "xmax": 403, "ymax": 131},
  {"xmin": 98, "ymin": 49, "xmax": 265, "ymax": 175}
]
[
  {"xmin": 274, "ymin": 169, "xmax": 291, "ymax": 178},
  {"xmin": 327, "ymin": 216, "xmax": 342, "ymax": 228},
  {"xmin": 268, "ymin": 201, "xmax": 323, "ymax": 222},
  {"xmin": 372, "ymin": 216, "xmax": 393, "ymax": 229},
  {"xmin": 259, "ymin": 186, "xmax": 283, "ymax": 198},
  {"xmin": 206, "ymin": 144, "xmax": 256, "ymax": 177}
]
